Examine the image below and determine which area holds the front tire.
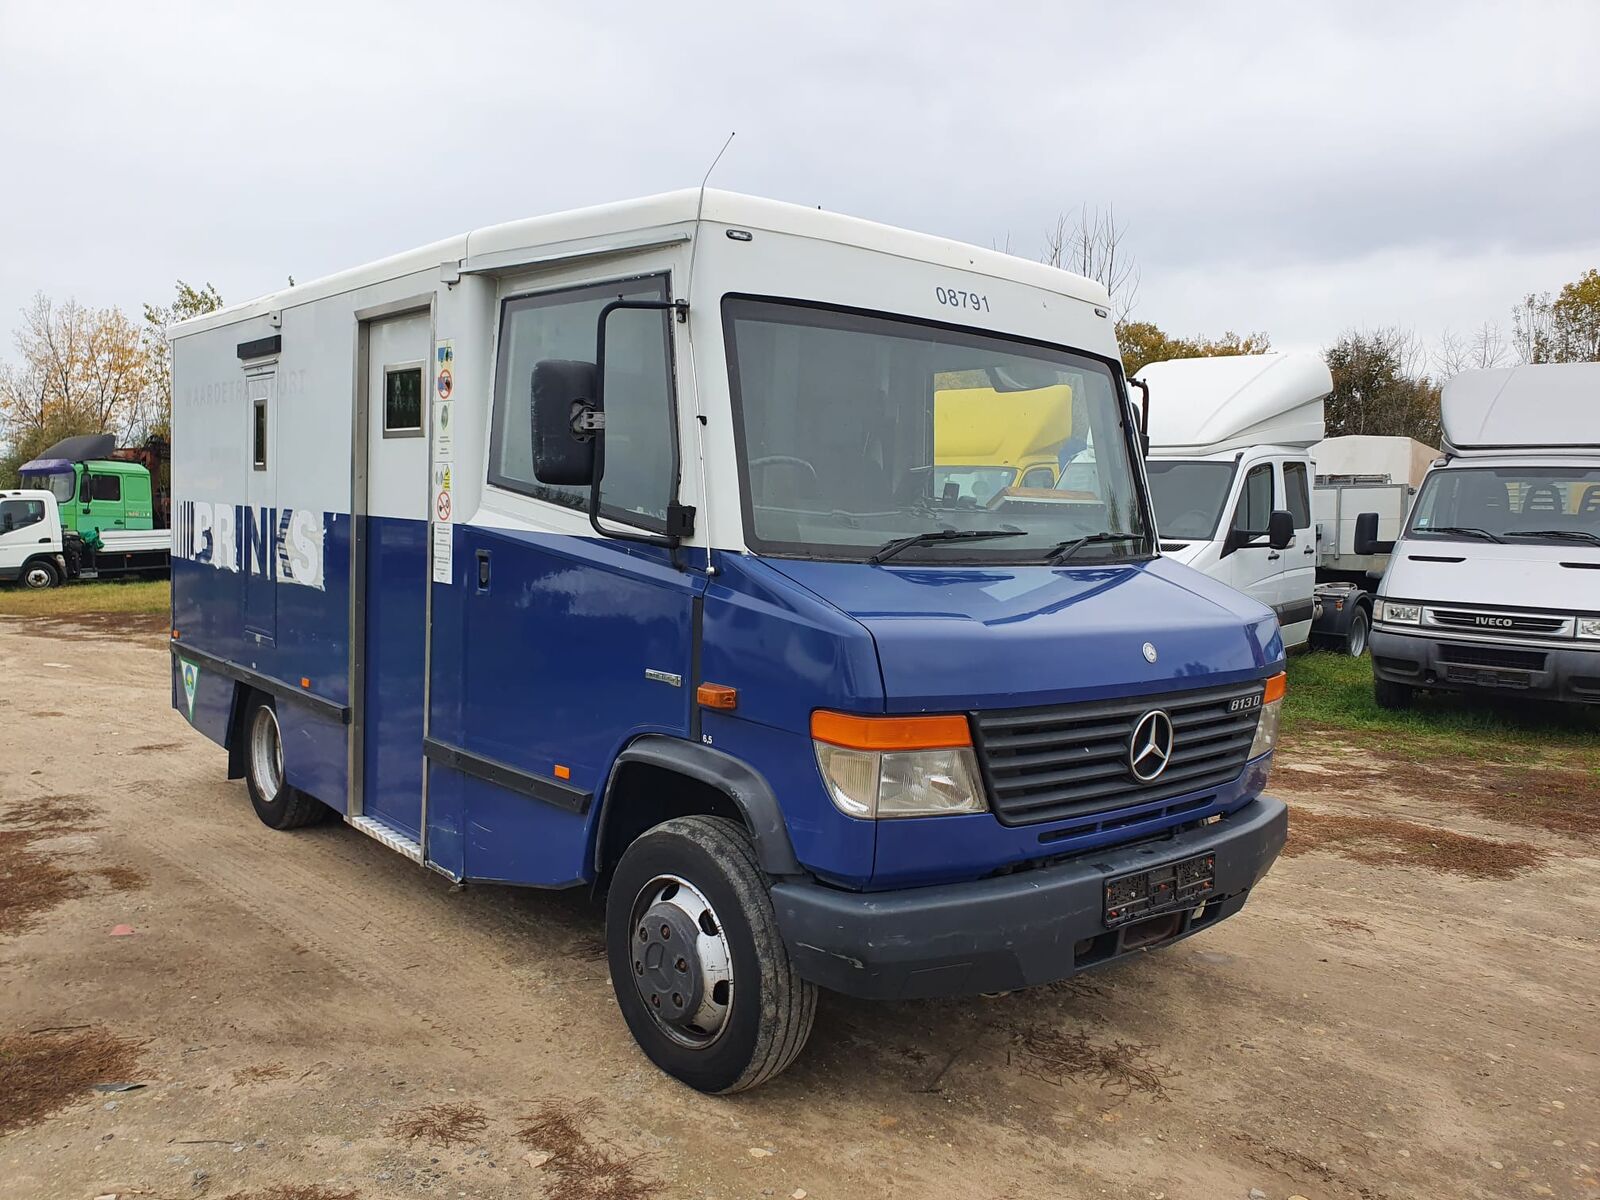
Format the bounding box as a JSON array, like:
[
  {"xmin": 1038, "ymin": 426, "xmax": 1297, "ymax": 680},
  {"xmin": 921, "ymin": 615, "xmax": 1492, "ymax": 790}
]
[
  {"xmin": 1373, "ymin": 676, "xmax": 1413, "ymax": 710},
  {"xmin": 22, "ymin": 559, "xmax": 60, "ymax": 589},
  {"xmin": 606, "ymin": 815, "xmax": 816, "ymax": 1094},
  {"xmin": 243, "ymin": 695, "xmax": 328, "ymax": 830}
]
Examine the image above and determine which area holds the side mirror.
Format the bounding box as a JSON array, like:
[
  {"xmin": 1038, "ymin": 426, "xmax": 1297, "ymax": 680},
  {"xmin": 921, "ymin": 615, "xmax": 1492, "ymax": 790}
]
[
  {"xmin": 1353, "ymin": 511, "xmax": 1395, "ymax": 556},
  {"xmin": 1268, "ymin": 509, "xmax": 1294, "ymax": 550},
  {"xmin": 530, "ymin": 359, "xmax": 600, "ymax": 487}
]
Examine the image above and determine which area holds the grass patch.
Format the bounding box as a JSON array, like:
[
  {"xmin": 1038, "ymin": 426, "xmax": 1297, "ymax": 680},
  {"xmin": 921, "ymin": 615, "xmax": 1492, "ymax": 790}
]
[
  {"xmin": 517, "ymin": 1100, "xmax": 656, "ymax": 1200},
  {"xmin": 0, "ymin": 1027, "xmax": 142, "ymax": 1134},
  {"xmin": 0, "ymin": 577, "xmax": 169, "ymax": 617},
  {"xmin": 388, "ymin": 1101, "xmax": 490, "ymax": 1148},
  {"xmin": 1006, "ymin": 1025, "xmax": 1171, "ymax": 1098},
  {"xmin": 1283, "ymin": 652, "xmax": 1600, "ymax": 766},
  {"xmin": 1283, "ymin": 807, "xmax": 1547, "ymax": 878}
]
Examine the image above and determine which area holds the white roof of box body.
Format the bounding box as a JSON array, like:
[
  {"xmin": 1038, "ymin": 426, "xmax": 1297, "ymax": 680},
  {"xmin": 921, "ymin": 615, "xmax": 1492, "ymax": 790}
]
[
  {"xmin": 1441, "ymin": 363, "xmax": 1600, "ymax": 455},
  {"xmin": 1137, "ymin": 351, "xmax": 1331, "ymax": 454},
  {"xmin": 1311, "ymin": 435, "xmax": 1439, "ymax": 487},
  {"xmin": 170, "ymin": 189, "xmax": 1109, "ymax": 339}
]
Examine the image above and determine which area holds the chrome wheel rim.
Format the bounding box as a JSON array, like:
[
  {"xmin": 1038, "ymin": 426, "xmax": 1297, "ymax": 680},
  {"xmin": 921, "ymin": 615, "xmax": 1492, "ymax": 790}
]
[
  {"xmin": 629, "ymin": 874, "xmax": 733, "ymax": 1048},
  {"xmin": 24, "ymin": 565, "xmax": 52, "ymax": 589},
  {"xmin": 249, "ymin": 706, "xmax": 284, "ymax": 801},
  {"xmin": 1349, "ymin": 617, "xmax": 1368, "ymax": 657}
]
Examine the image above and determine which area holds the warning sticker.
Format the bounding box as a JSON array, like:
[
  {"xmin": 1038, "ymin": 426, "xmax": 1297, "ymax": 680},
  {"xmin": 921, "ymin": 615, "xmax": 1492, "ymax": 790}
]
[
  {"xmin": 435, "ymin": 398, "xmax": 454, "ymax": 461},
  {"xmin": 432, "ymin": 462, "xmax": 453, "ymax": 524},
  {"xmin": 432, "ymin": 522, "xmax": 453, "ymax": 584},
  {"xmin": 435, "ymin": 340, "xmax": 454, "ymax": 401}
]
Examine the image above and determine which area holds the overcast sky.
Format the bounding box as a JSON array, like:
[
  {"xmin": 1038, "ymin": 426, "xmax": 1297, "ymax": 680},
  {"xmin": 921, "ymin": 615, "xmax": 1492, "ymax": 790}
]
[{"xmin": 2, "ymin": 1, "xmax": 1597, "ymax": 363}]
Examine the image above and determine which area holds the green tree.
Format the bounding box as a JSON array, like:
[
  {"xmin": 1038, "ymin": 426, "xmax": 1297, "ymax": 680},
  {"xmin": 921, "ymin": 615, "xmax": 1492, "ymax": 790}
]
[
  {"xmin": 1117, "ymin": 321, "xmax": 1272, "ymax": 377},
  {"xmin": 1324, "ymin": 328, "xmax": 1441, "ymax": 446},
  {"xmin": 141, "ymin": 280, "xmax": 223, "ymax": 441},
  {"xmin": 1512, "ymin": 268, "xmax": 1600, "ymax": 363}
]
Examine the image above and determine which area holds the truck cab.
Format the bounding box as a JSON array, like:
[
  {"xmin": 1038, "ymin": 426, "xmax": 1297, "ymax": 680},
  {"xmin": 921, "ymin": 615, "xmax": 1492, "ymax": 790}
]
[
  {"xmin": 1366, "ymin": 364, "xmax": 1600, "ymax": 708},
  {"xmin": 0, "ymin": 489, "xmax": 67, "ymax": 589},
  {"xmin": 1138, "ymin": 353, "xmax": 1328, "ymax": 649}
]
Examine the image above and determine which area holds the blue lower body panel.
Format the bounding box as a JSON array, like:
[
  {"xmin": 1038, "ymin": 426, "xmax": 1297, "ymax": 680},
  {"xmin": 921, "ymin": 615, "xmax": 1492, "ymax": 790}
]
[{"xmin": 364, "ymin": 517, "xmax": 427, "ymax": 837}]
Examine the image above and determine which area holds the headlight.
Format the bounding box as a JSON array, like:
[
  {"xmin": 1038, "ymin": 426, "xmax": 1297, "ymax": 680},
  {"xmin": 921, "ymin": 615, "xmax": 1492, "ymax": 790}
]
[
  {"xmin": 812, "ymin": 711, "xmax": 986, "ymax": 819},
  {"xmin": 1578, "ymin": 617, "xmax": 1600, "ymax": 640},
  {"xmin": 1248, "ymin": 671, "xmax": 1287, "ymax": 759},
  {"xmin": 1378, "ymin": 600, "xmax": 1421, "ymax": 624}
]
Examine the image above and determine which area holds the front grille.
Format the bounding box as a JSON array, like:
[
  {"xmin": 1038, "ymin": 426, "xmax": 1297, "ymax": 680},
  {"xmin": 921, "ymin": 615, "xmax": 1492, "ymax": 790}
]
[
  {"xmin": 1438, "ymin": 643, "xmax": 1547, "ymax": 671},
  {"xmin": 1429, "ymin": 608, "xmax": 1568, "ymax": 635},
  {"xmin": 974, "ymin": 680, "xmax": 1264, "ymax": 827}
]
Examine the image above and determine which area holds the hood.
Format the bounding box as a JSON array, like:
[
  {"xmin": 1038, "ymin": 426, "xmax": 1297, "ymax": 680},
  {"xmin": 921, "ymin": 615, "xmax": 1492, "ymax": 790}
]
[
  {"xmin": 1384, "ymin": 541, "xmax": 1600, "ymax": 610},
  {"xmin": 1156, "ymin": 539, "xmax": 1211, "ymax": 568},
  {"xmin": 764, "ymin": 556, "xmax": 1283, "ymax": 712}
]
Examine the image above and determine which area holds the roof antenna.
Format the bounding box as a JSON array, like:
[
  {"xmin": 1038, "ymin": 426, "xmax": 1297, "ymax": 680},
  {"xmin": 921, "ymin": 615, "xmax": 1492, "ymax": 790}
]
[{"xmin": 695, "ymin": 131, "xmax": 736, "ymax": 225}]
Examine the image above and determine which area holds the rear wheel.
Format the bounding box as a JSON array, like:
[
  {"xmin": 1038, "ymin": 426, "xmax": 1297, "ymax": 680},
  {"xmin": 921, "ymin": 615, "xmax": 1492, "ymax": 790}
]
[
  {"xmin": 1373, "ymin": 676, "xmax": 1413, "ymax": 710},
  {"xmin": 243, "ymin": 696, "xmax": 328, "ymax": 830},
  {"xmin": 606, "ymin": 815, "xmax": 816, "ymax": 1093},
  {"xmin": 22, "ymin": 559, "xmax": 60, "ymax": 589},
  {"xmin": 1343, "ymin": 609, "xmax": 1370, "ymax": 657}
]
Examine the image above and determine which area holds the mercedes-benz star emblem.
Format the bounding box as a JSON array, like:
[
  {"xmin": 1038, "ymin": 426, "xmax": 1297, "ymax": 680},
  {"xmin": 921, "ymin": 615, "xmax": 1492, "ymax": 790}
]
[
  {"xmin": 1142, "ymin": 641, "xmax": 1158, "ymax": 663},
  {"xmin": 1128, "ymin": 710, "xmax": 1175, "ymax": 782}
]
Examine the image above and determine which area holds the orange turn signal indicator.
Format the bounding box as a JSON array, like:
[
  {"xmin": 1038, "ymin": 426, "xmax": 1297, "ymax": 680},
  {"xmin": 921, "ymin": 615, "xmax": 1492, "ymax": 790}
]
[
  {"xmin": 554, "ymin": 764, "xmax": 572, "ymax": 781},
  {"xmin": 1263, "ymin": 671, "xmax": 1287, "ymax": 705},
  {"xmin": 810, "ymin": 710, "xmax": 972, "ymax": 751},
  {"xmin": 696, "ymin": 683, "xmax": 738, "ymax": 711},
  {"xmin": 300, "ymin": 677, "xmax": 311, "ymax": 689}
]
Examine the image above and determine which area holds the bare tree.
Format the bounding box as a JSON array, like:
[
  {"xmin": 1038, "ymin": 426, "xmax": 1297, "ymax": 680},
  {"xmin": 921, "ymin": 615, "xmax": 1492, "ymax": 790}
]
[
  {"xmin": 1042, "ymin": 206, "xmax": 1140, "ymax": 323},
  {"xmin": 1435, "ymin": 321, "xmax": 1508, "ymax": 378}
]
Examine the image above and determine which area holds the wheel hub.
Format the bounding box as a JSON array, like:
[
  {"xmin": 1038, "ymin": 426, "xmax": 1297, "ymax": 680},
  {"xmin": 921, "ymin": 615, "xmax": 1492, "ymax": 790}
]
[{"xmin": 628, "ymin": 875, "xmax": 733, "ymax": 1047}]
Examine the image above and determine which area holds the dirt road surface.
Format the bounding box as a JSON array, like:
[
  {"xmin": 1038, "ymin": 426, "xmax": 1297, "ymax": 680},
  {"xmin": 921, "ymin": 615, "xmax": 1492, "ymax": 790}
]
[{"xmin": 2, "ymin": 615, "xmax": 1596, "ymax": 1200}]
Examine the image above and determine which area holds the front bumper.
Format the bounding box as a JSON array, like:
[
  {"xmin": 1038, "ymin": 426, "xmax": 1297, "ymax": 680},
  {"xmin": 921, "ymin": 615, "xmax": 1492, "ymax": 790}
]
[
  {"xmin": 1371, "ymin": 627, "xmax": 1600, "ymax": 705},
  {"xmin": 770, "ymin": 796, "xmax": 1287, "ymax": 1000}
]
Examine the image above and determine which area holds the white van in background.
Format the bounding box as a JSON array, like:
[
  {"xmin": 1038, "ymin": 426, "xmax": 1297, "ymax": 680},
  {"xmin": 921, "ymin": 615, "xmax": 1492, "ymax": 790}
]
[{"xmin": 1365, "ymin": 363, "xmax": 1600, "ymax": 709}]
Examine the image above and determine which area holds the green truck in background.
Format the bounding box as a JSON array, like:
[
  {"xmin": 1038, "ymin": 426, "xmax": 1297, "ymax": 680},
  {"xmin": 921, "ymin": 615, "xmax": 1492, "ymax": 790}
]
[{"xmin": 16, "ymin": 433, "xmax": 170, "ymax": 581}]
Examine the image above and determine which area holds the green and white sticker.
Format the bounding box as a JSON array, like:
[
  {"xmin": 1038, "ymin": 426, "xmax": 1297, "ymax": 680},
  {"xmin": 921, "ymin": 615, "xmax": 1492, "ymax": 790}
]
[{"xmin": 180, "ymin": 658, "xmax": 200, "ymax": 721}]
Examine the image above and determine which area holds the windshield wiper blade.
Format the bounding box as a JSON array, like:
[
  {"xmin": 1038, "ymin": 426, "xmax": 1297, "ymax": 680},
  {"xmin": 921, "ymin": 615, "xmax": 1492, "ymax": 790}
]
[
  {"xmin": 868, "ymin": 528, "xmax": 1025, "ymax": 564},
  {"xmin": 1045, "ymin": 533, "xmax": 1141, "ymax": 564},
  {"xmin": 1420, "ymin": 525, "xmax": 1504, "ymax": 543},
  {"xmin": 1515, "ymin": 528, "xmax": 1600, "ymax": 546}
]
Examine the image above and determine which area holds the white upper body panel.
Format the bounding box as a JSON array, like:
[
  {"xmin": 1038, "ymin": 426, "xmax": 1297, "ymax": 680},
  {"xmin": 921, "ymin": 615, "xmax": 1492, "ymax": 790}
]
[
  {"xmin": 1441, "ymin": 363, "xmax": 1600, "ymax": 456},
  {"xmin": 1139, "ymin": 352, "xmax": 1330, "ymax": 455},
  {"xmin": 1312, "ymin": 435, "xmax": 1438, "ymax": 487}
]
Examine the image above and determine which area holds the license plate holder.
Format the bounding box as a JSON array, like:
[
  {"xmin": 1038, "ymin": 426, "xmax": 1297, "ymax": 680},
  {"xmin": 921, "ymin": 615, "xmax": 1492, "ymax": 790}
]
[{"xmin": 1104, "ymin": 851, "xmax": 1215, "ymax": 928}]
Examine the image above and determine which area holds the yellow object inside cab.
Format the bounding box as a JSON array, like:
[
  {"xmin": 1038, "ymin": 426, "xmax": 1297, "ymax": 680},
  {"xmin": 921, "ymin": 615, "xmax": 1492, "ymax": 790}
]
[{"xmin": 933, "ymin": 383, "xmax": 1074, "ymax": 499}]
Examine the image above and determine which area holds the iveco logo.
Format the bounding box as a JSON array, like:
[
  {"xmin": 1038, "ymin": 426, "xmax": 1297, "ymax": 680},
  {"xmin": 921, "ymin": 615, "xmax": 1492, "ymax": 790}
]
[
  {"xmin": 1474, "ymin": 615, "xmax": 1515, "ymax": 627},
  {"xmin": 1129, "ymin": 710, "xmax": 1175, "ymax": 783},
  {"xmin": 1142, "ymin": 642, "xmax": 1158, "ymax": 663}
]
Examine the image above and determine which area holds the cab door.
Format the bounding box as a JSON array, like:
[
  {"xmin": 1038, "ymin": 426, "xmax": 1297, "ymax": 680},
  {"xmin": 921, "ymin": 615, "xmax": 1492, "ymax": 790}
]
[
  {"xmin": 1277, "ymin": 458, "xmax": 1316, "ymax": 647},
  {"xmin": 1221, "ymin": 459, "xmax": 1282, "ymax": 620},
  {"xmin": 80, "ymin": 467, "xmax": 127, "ymax": 539},
  {"xmin": 0, "ymin": 497, "xmax": 50, "ymax": 575}
]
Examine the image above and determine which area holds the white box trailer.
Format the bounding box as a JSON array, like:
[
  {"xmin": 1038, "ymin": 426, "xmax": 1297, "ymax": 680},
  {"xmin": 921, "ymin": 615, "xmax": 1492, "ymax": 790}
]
[{"xmin": 1312, "ymin": 436, "xmax": 1438, "ymax": 579}]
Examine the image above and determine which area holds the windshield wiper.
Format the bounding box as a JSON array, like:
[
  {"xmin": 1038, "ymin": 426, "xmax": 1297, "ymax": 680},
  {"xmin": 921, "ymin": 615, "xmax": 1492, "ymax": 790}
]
[
  {"xmin": 868, "ymin": 528, "xmax": 1025, "ymax": 564},
  {"xmin": 1419, "ymin": 525, "xmax": 1504, "ymax": 543},
  {"xmin": 1515, "ymin": 528, "xmax": 1600, "ymax": 546},
  {"xmin": 1045, "ymin": 533, "xmax": 1142, "ymax": 564}
]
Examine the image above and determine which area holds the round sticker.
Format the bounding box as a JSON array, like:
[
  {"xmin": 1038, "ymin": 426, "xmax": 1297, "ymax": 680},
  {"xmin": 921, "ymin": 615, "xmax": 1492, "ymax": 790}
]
[{"xmin": 436, "ymin": 367, "xmax": 453, "ymax": 399}]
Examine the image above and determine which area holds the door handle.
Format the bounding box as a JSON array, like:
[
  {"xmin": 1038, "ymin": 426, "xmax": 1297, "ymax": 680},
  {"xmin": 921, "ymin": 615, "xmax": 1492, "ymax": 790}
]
[
  {"xmin": 1266, "ymin": 552, "xmax": 1281, "ymax": 560},
  {"xmin": 1302, "ymin": 546, "xmax": 1315, "ymax": 555}
]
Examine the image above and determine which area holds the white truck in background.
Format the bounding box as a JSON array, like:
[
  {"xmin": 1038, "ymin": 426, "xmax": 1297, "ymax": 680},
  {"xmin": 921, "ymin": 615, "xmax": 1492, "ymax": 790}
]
[
  {"xmin": 1135, "ymin": 353, "xmax": 1433, "ymax": 656},
  {"xmin": 1364, "ymin": 363, "xmax": 1600, "ymax": 709}
]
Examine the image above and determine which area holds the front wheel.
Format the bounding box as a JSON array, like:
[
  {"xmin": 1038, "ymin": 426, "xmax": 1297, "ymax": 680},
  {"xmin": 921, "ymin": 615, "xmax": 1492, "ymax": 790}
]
[
  {"xmin": 606, "ymin": 815, "xmax": 816, "ymax": 1094},
  {"xmin": 22, "ymin": 559, "xmax": 60, "ymax": 589},
  {"xmin": 1373, "ymin": 676, "xmax": 1413, "ymax": 711}
]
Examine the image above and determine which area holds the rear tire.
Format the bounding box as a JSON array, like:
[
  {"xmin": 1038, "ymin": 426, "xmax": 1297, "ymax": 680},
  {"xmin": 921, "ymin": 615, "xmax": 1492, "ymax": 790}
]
[
  {"xmin": 1343, "ymin": 609, "xmax": 1370, "ymax": 658},
  {"xmin": 606, "ymin": 815, "xmax": 816, "ymax": 1094},
  {"xmin": 22, "ymin": 559, "xmax": 60, "ymax": 589},
  {"xmin": 243, "ymin": 695, "xmax": 328, "ymax": 830},
  {"xmin": 1373, "ymin": 676, "xmax": 1413, "ymax": 711}
]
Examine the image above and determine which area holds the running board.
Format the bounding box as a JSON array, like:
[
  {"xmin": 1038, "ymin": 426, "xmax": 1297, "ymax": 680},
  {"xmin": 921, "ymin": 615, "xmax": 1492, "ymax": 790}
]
[{"xmin": 346, "ymin": 815, "xmax": 423, "ymax": 863}]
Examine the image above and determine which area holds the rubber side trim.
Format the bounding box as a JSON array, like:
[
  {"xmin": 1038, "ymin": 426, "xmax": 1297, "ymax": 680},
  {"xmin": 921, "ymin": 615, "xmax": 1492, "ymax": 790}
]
[
  {"xmin": 423, "ymin": 736, "xmax": 592, "ymax": 815},
  {"xmin": 598, "ymin": 735, "xmax": 804, "ymax": 877},
  {"xmin": 169, "ymin": 642, "xmax": 349, "ymax": 725}
]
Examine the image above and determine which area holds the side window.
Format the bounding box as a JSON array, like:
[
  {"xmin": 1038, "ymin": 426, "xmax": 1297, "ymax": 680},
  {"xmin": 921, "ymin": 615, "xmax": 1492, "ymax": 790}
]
[
  {"xmin": 1, "ymin": 499, "xmax": 45, "ymax": 532},
  {"xmin": 90, "ymin": 474, "xmax": 122, "ymax": 502},
  {"xmin": 253, "ymin": 398, "xmax": 268, "ymax": 469},
  {"xmin": 1283, "ymin": 461, "xmax": 1311, "ymax": 528},
  {"xmin": 384, "ymin": 365, "xmax": 424, "ymax": 436},
  {"xmin": 1232, "ymin": 464, "xmax": 1274, "ymax": 533},
  {"xmin": 1019, "ymin": 465, "xmax": 1055, "ymax": 489},
  {"xmin": 488, "ymin": 274, "xmax": 675, "ymax": 528}
]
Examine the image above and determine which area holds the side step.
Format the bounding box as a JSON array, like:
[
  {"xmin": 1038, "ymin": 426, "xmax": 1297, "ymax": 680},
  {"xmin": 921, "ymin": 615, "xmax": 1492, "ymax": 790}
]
[{"xmin": 346, "ymin": 814, "xmax": 423, "ymax": 863}]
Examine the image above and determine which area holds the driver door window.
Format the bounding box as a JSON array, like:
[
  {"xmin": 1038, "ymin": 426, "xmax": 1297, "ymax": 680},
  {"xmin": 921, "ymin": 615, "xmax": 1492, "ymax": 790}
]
[{"xmin": 1232, "ymin": 464, "xmax": 1274, "ymax": 535}]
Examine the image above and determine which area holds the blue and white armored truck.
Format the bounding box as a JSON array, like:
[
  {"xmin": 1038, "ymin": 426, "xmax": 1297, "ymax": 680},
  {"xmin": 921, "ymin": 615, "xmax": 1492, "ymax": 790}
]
[{"xmin": 169, "ymin": 191, "xmax": 1288, "ymax": 1092}]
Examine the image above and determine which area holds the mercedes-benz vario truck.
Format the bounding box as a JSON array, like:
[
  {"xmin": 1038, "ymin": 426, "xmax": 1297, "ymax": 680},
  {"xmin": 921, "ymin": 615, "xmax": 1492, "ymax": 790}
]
[
  {"xmin": 168, "ymin": 190, "xmax": 1289, "ymax": 1092},
  {"xmin": 1364, "ymin": 363, "xmax": 1600, "ymax": 709}
]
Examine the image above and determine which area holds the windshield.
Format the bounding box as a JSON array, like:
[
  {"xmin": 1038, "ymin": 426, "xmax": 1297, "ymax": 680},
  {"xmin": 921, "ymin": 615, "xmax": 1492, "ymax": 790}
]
[
  {"xmin": 21, "ymin": 470, "xmax": 74, "ymax": 504},
  {"xmin": 1145, "ymin": 460, "xmax": 1237, "ymax": 541},
  {"xmin": 723, "ymin": 298, "xmax": 1149, "ymax": 563},
  {"xmin": 1408, "ymin": 466, "xmax": 1600, "ymax": 543}
]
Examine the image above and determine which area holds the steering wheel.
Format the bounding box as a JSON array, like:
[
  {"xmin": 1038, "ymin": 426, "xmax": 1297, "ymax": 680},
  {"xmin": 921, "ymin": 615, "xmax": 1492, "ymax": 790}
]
[{"xmin": 749, "ymin": 455, "xmax": 820, "ymax": 488}]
